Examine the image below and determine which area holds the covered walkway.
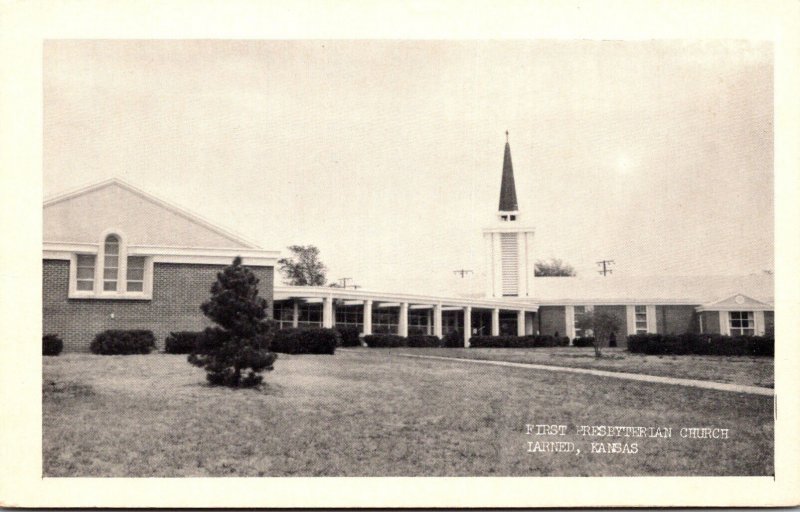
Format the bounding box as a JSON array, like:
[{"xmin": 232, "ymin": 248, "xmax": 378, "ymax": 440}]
[{"xmin": 273, "ymin": 285, "xmax": 538, "ymax": 347}]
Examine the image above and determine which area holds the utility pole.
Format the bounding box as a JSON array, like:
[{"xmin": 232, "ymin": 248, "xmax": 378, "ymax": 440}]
[
  {"xmin": 453, "ymin": 269, "xmax": 473, "ymax": 278},
  {"xmin": 337, "ymin": 277, "xmax": 353, "ymax": 288},
  {"xmin": 596, "ymin": 260, "xmax": 615, "ymax": 276}
]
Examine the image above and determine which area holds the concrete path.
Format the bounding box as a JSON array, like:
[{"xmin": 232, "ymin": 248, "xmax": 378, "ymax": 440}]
[{"xmin": 396, "ymin": 353, "xmax": 774, "ymax": 396}]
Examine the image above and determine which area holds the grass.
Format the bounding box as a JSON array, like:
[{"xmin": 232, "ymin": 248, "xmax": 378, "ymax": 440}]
[
  {"xmin": 43, "ymin": 351, "xmax": 773, "ymax": 477},
  {"xmin": 382, "ymin": 346, "xmax": 774, "ymax": 388}
]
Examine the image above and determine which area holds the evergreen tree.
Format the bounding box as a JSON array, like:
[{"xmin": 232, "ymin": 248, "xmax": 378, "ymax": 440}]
[{"xmin": 188, "ymin": 257, "xmax": 277, "ymax": 387}]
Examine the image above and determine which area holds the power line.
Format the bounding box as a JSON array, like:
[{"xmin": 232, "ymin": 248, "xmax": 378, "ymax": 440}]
[{"xmin": 596, "ymin": 260, "xmax": 615, "ymax": 276}]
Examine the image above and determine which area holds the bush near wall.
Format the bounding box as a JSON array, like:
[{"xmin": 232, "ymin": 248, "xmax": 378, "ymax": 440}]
[
  {"xmin": 469, "ymin": 335, "xmax": 562, "ymax": 348},
  {"xmin": 271, "ymin": 328, "xmax": 338, "ymax": 355},
  {"xmin": 627, "ymin": 333, "xmax": 774, "ymax": 357},
  {"xmin": 572, "ymin": 336, "xmax": 596, "ymax": 347},
  {"xmin": 442, "ymin": 331, "xmax": 464, "ymax": 348},
  {"xmin": 90, "ymin": 330, "xmax": 156, "ymax": 355},
  {"xmin": 406, "ymin": 335, "xmax": 442, "ymax": 347},
  {"xmin": 42, "ymin": 334, "xmax": 63, "ymax": 356},
  {"xmin": 164, "ymin": 331, "xmax": 204, "ymax": 354},
  {"xmin": 335, "ymin": 326, "xmax": 362, "ymax": 347},
  {"xmin": 363, "ymin": 334, "xmax": 407, "ymax": 348}
]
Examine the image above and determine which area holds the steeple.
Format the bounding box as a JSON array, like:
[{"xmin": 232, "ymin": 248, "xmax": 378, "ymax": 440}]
[
  {"xmin": 483, "ymin": 131, "xmax": 536, "ymax": 298},
  {"xmin": 498, "ymin": 131, "xmax": 518, "ymax": 219}
]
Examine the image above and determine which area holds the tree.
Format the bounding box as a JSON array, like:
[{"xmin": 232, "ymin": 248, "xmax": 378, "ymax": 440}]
[
  {"xmin": 188, "ymin": 257, "xmax": 277, "ymax": 387},
  {"xmin": 574, "ymin": 309, "xmax": 622, "ymax": 358},
  {"xmin": 277, "ymin": 245, "xmax": 327, "ymax": 286},
  {"xmin": 534, "ymin": 258, "xmax": 576, "ymax": 277}
]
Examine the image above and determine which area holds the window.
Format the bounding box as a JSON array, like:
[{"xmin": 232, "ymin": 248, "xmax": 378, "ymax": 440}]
[
  {"xmin": 103, "ymin": 235, "xmax": 120, "ymax": 291},
  {"xmin": 297, "ymin": 302, "xmax": 323, "ymax": 326},
  {"xmin": 634, "ymin": 305, "xmax": 648, "ymax": 334},
  {"xmin": 336, "ymin": 305, "xmax": 364, "ymax": 331},
  {"xmin": 408, "ymin": 309, "xmax": 432, "ymax": 335},
  {"xmin": 372, "ymin": 308, "xmax": 399, "ymax": 334},
  {"xmin": 509, "ymin": 215, "xmax": 516, "ymax": 221},
  {"xmin": 68, "ymin": 231, "xmax": 153, "ymax": 299},
  {"xmin": 574, "ymin": 305, "xmax": 593, "ymax": 337},
  {"xmin": 126, "ymin": 256, "xmax": 145, "ymax": 292},
  {"xmin": 76, "ymin": 254, "xmax": 96, "ymax": 291},
  {"xmin": 729, "ymin": 311, "xmax": 754, "ymax": 336}
]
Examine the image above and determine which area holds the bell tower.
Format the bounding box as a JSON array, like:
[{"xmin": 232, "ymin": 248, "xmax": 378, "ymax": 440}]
[{"xmin": 483, "ymin": 132, "xmax": 536, "ymax": 298}]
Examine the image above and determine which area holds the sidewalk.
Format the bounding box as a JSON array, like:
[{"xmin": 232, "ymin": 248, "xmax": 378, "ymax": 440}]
[{"xmin": 396, "ymin": 353, "xmax": 774, "ymax": 396}]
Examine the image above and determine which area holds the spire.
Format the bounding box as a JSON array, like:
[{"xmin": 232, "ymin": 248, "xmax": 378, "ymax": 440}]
[{"xmin": 498, "ymin": 132, "xmax": 518, "ymax": 212}]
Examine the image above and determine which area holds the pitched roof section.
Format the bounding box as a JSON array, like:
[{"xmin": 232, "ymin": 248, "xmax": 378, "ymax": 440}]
[
  {"xmin": 43, "ymin": 178, "xmax": 262, "ymax": 249},
  {"xmin": 531, "ymin": 274, "xmax": 774, "ymax": 305},
  {"xmin": 498, "ymin": 141, "xmax": 519, "ymax": 212}
]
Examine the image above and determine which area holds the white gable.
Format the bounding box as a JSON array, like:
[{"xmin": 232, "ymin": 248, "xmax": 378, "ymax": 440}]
[
  {"xmin": 44, "ymin": 179, "xmax": 258, "ymax": 249},
  {"xmin": 697, "ymin": 294, "xmax": 773, "ymax": 312}
]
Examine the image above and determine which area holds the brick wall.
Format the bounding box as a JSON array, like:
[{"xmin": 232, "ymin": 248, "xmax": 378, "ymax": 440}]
[
  {"xmin": 764, "ymin": 311, "xmax": 774, "ymax": 335},
  {"xmin": 655, "ymin": 305, "xmax": 699, "ymax": 335},
  {"xmin": 700, "ymin": 311, "xmax": 721, "ymax": 334},
  {"xmin": 43, "ymin": 260, "xmax": 274, "ymax": 352},
  {"xmin": 537, "ymin": 306, "xmax": 566, "ymax": 337}
]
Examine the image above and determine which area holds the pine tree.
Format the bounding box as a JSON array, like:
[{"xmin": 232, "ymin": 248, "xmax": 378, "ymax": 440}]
[{"xmin": 188, "ymin": 257, "xmax": 277, "ymax": 387}]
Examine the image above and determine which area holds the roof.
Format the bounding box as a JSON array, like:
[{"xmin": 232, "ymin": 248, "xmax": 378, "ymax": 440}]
[
  {"xmin": 531, "ymin": 274, "xmax": 774, "ymax": 305},
  {"xmin": 44, "ymin": 177, "xmax": 262, "ymax": 249},
  {"xmin": 498, "ymin": 141, "xmax": 519, "ymax": 212}
]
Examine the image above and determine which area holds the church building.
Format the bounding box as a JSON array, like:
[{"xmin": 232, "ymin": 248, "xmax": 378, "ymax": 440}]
[{"xmin": 42, "ymin": 135, "xmax": 773, "ymax": 351}]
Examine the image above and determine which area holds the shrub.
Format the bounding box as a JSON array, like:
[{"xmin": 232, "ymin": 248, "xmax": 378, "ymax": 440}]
[
  {"xmin": 165, "ymin": 331, "xmax": 204, "ymax": 354},
  {"xmin": 335, "ymin": 325, "xmax": 361, "ymax": 347},
  {"xmin": 42, "ymin": 334, "xmax": 63, "ymax": 356},
  {"xmin": 406, "ymin": 335, "xmax": 441, "ymax": 347},
  {"xmin": 364, "ymin": 334, "xmax": 407, "ymax": 348},
  {"xmin": 271, "ymin": 328, "xmax": 338, "ymax": 354},
  {"xmin": 188, "ymin": 257, "xmax": 277, "ymax": 387},
  {"xmin": 442, "ymin": 330, "xmax": 464, "ymax": 348},
  {"xmin": 469, "ymin": 335, "xmax": 560, "ymax": 348},
  {"xmin": 559, "ymin": 336, "xmax": 571, "ymax": 346},
  {"xmin": 627, "ymin": 333, "xmax": 773, "ymax": 357},
  {"xmin": 572, "ymin": 336, "xmax": 596, "ymax": 347},
  {"xmin": 90, "ymin": 330, "xmax": 156, "ymax": 355}
]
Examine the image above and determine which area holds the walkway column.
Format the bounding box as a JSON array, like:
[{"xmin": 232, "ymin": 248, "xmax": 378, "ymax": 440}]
[
  {"xmin": 398, "ymin": 302, "xmax": 409, "ymax": 337},
  {"xmin": 363, "ymin": 299, "xmax": 373, "ymax": 335},
  {"xmin": 463, "ymin": 306, "xmax": 472, "ymax": 347},
  {"xmin": 425, "ymin": 309, "xmax": 432, "ymax": 335},
  {"xmin": 433, "ymin": 303, "xmax": 443, "ymax": 338},
  {"xmin": 322, "ymin": 296, "xmax": 333, "ymax": 328},
  {"xmin": 292, "ymin": 300, "xmax": 299, "ymax": 328},
  {"xmin": 517, "ymin": 310, "xmax": 526, "ymax": 336},
  {"xmin": 491, "ymin": 308, "xmax": 500, "ymax": 336}
]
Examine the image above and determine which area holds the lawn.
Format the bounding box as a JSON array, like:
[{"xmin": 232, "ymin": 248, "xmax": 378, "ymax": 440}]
[
  {"xmin": 382, "ymin": 346, "xmax": 774, "ymax": 388},
  {"xmin": 43, "ymin": 350, "xmax": 773, "ymax": 477}
]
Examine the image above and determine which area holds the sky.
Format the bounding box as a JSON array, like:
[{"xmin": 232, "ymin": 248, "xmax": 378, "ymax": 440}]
[{"xmin": 43, "ymin": 40, "xmax": 774, "ymax": 294}]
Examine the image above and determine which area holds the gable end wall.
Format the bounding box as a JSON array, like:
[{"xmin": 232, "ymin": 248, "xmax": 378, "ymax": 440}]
[{"xmin": 43, "ymin": 260, "xmax": 274, "ymax": 352}]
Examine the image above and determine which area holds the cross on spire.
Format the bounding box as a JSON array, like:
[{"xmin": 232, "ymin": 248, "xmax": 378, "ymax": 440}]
[{"xmin": 505, "ymin": 130, "xmax": 509, "ymax": 143}]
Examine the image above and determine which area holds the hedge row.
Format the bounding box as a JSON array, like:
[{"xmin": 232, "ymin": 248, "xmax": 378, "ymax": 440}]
[
  {"xmin": 43, "ymin": 334, "xmax": 63, "ymax": 356},
  {"xmin": 627, "ymin": 333, "xmax": 773, "ymax": 356},
  {"xmin": 468, "ymin": 335, "xmax": 570, "ymax": 348},
  {"xmin": 271, "ymin": 328, "xmax": 338, "ymax": 354},
  {"xmin": 407, "ymin": 335, "xmax": 441, "ymax": 347},
  {"xmin": 363, "ymin": 334, "xmax": 407, "ymax": 347},
  {"xmin": 572, "ymin": 336, "xmax": 596, "ymax": 347},
  {"xmin": 335, "ymin": 326, "xmax": 362, "ymax": 347},
  {"xmin": 165, "ymin": 331, "xmax": 203, "ymax": 354},
  {"xmin": 90, "ymin": 330, "xmax": 156, "ymax": 355}
]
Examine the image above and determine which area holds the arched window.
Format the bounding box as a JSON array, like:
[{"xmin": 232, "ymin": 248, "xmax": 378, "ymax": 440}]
[{"xmin": 103, "ymin": 234, "xmax": 120, "ymax": 291}]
